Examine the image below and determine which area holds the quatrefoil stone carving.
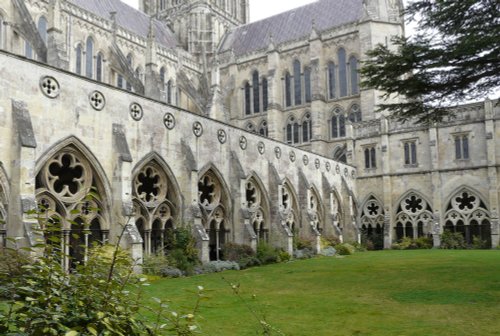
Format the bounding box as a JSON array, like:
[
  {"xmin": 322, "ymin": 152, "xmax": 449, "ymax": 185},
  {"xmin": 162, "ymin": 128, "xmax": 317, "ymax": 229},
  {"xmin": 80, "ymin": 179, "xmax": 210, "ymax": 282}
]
[
  {"xmin": 239, "ymin": 136, "xmax": 248, "ymax": 150},
  {"xmin": 315, "ymin": 159, "xmax": 321, "ymax": 169},
  {"xmin": 258, "ymin": 142, "xmax": 265, "ymax": 155},
  {"xmin": 163, "ymin": 113, "xmax": 176, "ymax": 130},
  {"xmin": 303, "ymin": 155, "xmax": 309, "ymax": 166},
  {"xmin": 326, "ymin": 162, "xmax": 332, "ymax": 172},
  {"xmin": 275, "ymin": 147, "xmax": 282, "ymax": 159},
  {"xmin": 89, "ymin": 91, "xmax": 105, "ymax": 111},
  {"xmin": 40, "ymin": 76, "xmax": 60, "ymax": 98},
  {"xmin": 289, "ymin": 151, "xmax": 296, "ymax": 162},
  {"xmin": 218, "ymin": 129, "xmax": 227, "ymax": 144},
  {"xmin": 130, "ymin": 103, "xmax": 143, "ymax": 121},
  {"xmin": 193, "ymin": 121, "xmax": 203, "ymax": 137}
]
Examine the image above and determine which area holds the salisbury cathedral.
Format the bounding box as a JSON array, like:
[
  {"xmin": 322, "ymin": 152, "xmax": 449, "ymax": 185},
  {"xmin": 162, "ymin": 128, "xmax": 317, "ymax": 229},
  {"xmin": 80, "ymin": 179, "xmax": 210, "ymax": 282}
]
[{"xmin": 0, "ymin": 0, "xmax": 498, "ymax": 265}]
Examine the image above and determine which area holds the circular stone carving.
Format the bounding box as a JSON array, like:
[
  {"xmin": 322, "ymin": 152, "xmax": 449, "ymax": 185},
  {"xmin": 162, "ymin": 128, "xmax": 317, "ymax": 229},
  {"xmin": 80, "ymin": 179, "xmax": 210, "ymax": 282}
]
[
  {"xmin": 193, "ymin": 121, "xmax": 203, "ymax": 137},
  {"xmin": 275, "ymin": 147, "xmax": 282, "ymax": 159},
  {"xmin": 289, "ymin": 151, "xmax": 296, "ymax": 162},
  {"xmin": 351, "ymin": 170, "xmax": 356, "ymax": 178},
  {"xmin": 89, "ymin": 91, "xmax": 105, "ymax": 111},
  {"xmin": 258, "ymin": 142, "xmax": 265, "ymax": 155},
  {"xmin": 163, "ymin": 113, "xmax": 176, "ymax": 130},
  {"xmin": 315, "ymin": 159, "xmax": 321, "ymax": 170},
  {"xmin": 344, "ymin": 168, "xmax": 349, "ymax": 177},
  {"xmin": 336, "ymin": 165, "xmax": 341, "ymax": 174},
  {"xmin": 326, "ymin": 162, "xmax": 331, "ymax": 172},
  {"xmin": 130, "ymin": 103, "xmax": 143, "ymax": 121},
  {"xmin": 239, "ymin": 136, "xmax": 248, "ymax": 150},
  {"xmin": 303, "ymin": 155, "xmax": 309, "ymax": 166},
  {"xmin": 40, "ymin": 76, "xmax": 60, "ymax": 98},
  {"xmin": 217, "ymin": 129, "xmax": 227, "ymax": 144}
]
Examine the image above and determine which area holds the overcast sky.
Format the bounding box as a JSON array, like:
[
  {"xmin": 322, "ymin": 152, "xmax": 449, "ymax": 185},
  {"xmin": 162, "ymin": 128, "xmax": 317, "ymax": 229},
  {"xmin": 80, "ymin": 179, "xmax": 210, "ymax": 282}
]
[{"xmin": 122, "ymin": 0, "xmax": 318, "ymax": 22}]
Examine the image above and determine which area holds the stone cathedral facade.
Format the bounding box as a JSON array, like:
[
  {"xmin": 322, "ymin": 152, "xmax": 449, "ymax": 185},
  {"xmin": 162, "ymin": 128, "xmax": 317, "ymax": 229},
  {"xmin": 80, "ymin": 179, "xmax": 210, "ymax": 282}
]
[{"xmin": 0, "ymin": 0, "xmax": 498, "ymax": 265}]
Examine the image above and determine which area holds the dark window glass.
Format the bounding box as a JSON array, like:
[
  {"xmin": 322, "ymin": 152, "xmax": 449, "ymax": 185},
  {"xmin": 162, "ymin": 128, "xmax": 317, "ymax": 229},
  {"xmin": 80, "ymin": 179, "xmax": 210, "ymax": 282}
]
[
  {"xmin": 38, "ymin": 17, "xmax": 48, "ymax": 44},
  {"xmin": 304, "ymin": 67, "xmax": 311, "ymax": 103},
  {"xmin": 371, "ymin": 147, "xmax": 376, "ymax": 168},
  {"xmin": 293, "ymin": 60, "xmax": 302, "ymax": 105},
  {"xmin": 285, "ymin": 72, "xmax": 292, "ymax": 107},
  {"xmin": 262, "ymin": 77, "xmax": 268, "ymax": 111},
  {"xmin": 253, "ymin": 71, "xmax": 260, "ymax": 113},
  {"xmin": 85, "ymin": 37, "xmax": 94, "ymax": 79},
  {"xmin": 339, "ymin": 114, "xmax": 346, "ymax": 137},
  {"xmin": 332, "ymin": 116, "xmax": 338, "ymax": 138},
  {"xmin": 286, "ymin": 123, "xmax": 292, "ymax": 144},
  {"xmin": 364, "ymin": 148, "xmax": 370, "ymax": 169},
  {"xmin": 328, "ymin": 62, "xmax": 336, "ymax": 99},
  {"xmin": 349, "ymin": 56, "xmax": 359, "ymax": 95},
  {"xmin": 244, "ymin": 82, "xmax": 251, "ymax": 115},
  {"xmin": 338, "ymin": 48, "xmax": 347, "ymax": 97},
  {"xmin": 462, "ymin": 136, "xmax": 469, "ymax": 159},
  {"xmin": 404, "ymin": 142, "xmax": 410, "ymax": 165},
  {"xmin": 293, "ymin": 122, "xmax": 300, "ymax": 144},
  {"xmin": 96, "ymin": 53, "xmax": 103, "ymax": 82}
]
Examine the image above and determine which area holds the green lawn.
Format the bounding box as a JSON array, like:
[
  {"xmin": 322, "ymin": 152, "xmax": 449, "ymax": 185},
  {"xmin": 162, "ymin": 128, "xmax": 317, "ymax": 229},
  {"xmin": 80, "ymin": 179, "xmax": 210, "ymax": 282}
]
[{"xmin": 142, "ymin": 250, "xmax": 500, "ymax": 336}]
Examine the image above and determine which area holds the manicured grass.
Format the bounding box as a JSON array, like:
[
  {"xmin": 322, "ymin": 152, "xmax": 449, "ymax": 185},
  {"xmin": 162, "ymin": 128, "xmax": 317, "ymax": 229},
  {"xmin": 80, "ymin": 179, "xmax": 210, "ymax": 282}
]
[{"xmin": 142, "ymin": 250, "xmax": 500, "ymax": 336}]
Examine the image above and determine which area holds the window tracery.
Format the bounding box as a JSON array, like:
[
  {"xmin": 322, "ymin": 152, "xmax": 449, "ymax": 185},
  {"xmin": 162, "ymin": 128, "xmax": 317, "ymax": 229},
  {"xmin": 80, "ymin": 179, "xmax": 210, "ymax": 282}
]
[
  {"xmin": 331, "ymin": 107, "xmax": 346, "ymax": 138},
  {"xmin": 35, "ymin": 146, "xmax": 108, "ymax": 268},
  {"xmin": 133, "ymin": 160, "xmax": 177, "ymax": 256},
  {"xmin": 85, "ymin": 37, "xmax": 94, "ymax": 79},
  {"xmin": 395, "ymin": 193, "xmax": 433, "ymax": 240},
  {"xmin": 280, "ymin": 182, "xmax": 298, "ymax": 235},
  {"xmin": 360, "ymin": 196, "xmax": 384, "ymax": 249},
  {"xmin": 444, "ymin": 189, "xmax": 491, "ymax": 246},
  {"xmin": 308, "ymin": 189, "xmax": 322, "ymax": 233},
  {"xmin": 245, "ymin": 178, "xmax": 268, "ymax": 242}
]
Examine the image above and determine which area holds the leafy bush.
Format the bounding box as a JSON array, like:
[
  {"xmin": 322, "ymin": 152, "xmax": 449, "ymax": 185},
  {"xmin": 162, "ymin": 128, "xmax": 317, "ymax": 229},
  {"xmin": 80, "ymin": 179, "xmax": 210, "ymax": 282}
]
[
  {"xmin": 143, "ymin": 254, "xmax": 171, "ymax": 276},
  {"xmin": 334, "ymin": 243, "xmax": 356, "ymax": 255},
  {"xmin": 278, "ymin": 250, "xmax": 291, "ymax": 263},
  {"xmin": 222, "ymin": 242, "xmax": 258, "ymax": 269},
  {"xmin": 165, "ymin": 227, "xmax": 199, "ymax": 275},
  {"xmin": 321, "ymin": 235, "xmax": 341, "ymax": 248},
  {"xmin": 472, "ymin": 236, "xmax": 489, "ymax": 249},
  {"xmin": 392, "ymin": 237, "xmax": 433, "ymax": 250},
  {"xmin": 202, "ymin": 260, "xmax": 240, "ymax": 273},
  {"xmin": 160, "ymin": 266, "xmax": 184, "ymax": 278},
  {"xmin": 441, "ymin": 231, "xmax": 467, "ymax": 249},
  {"xmin": 293, "ymin": 248, "xmax": 314, "ymax": 259},
  {"xmin": 414, "ymin": 237, "xmax": 433, "ymax": 249},
  {"xmin": 349, "ymin": 241, "xmax": 368, "ymax": 252},
  {"xmin": 294, "ymin": 237, "xmax": 314, "ymax": 250},
  {"xmin": 256, "ymin": 242, "xmax": 280, "ymax": 265}
]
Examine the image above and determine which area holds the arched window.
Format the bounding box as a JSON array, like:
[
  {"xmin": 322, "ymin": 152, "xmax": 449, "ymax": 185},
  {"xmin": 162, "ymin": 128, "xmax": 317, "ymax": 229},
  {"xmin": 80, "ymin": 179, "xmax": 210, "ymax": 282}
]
[
  {"xmin": 338, "ymin": 48, "xmax": 347, "ymax": 97},
  {"xmin": 349, "ymin": 55, "xmax": 359, "ymax": 95},
  {"xmin": 25, "ymin": 40, "xmax": 33, "ymax": 59},
  {"xmin": 348, "ymin": 104, "xmax": 362, "ymax": 123},
  {"xmin": 395, "ymin": 193, "xmax": 433, "ymax": 241},
  {"xmin": 75, "ymin": 43, "xmax": 83, "ymax": 75},
  {"xmin": 38, "ymin": 16, "xmax": 48, "ymax": 45},
  {"xmin": 126, "ymin": 53, "xmax": 133, "ymax": 91},
  {"xmin": 331, "ymin": 108, "xmax": 346, "ymax": 138},
  {"xmin": 96, "ymin": 53, "xmax": 103, "ymax": 82},
  {"xmin": 244, "ymin": 81, "xmax": 251, "ymax": 115},
  {"xmin": 160, "ymin": 67, "xmax": 166, "ymax": 84},
  {"xmin": 259, "ymin": 120, "xmax": 268, "ymax": 137},
  {"xmin": 262, "ymin": 77, "xmax": 268, "ymax": 111},
  {"xmin": 293, "ymin": 60, "xmax": 302, "ymax": 105},
  {"xmin": 246, "ymin": 122, "xmax": 256, "ymax": 133},
  {"xmin": 252, "ymin": 71, "xmax": 260, "ymax": 113},
  {"xmin": 286, "ymin": 116, "xmax": 300, "ymax": 145},
  {"xmin": 302, "ymin": 113, "xmax": 312, "ymax": 143},
  {"xmin": 360, "ymin": 196, "xmax": 385, "ymax": 250},
  {"xmin": 328, "ymin": 61, "xmax": 336, "ymax": 99},
  {"xmin": 304, "ymin": 67, "xmax": 311, "ymax": 103},
  {"xmin": 85, "ymin": 37, "xmax": 94, "ymax": 79},
  {"xmin": 364, "ymin": 147, "xmax": 376, "ymax": 169},
  {"xmin": 167, "ymin": 80, "xmax": 173, "ymax": 104},
  {"xmin": 285, "ymin": 72, "xmax": 292, "ymax": 107}
]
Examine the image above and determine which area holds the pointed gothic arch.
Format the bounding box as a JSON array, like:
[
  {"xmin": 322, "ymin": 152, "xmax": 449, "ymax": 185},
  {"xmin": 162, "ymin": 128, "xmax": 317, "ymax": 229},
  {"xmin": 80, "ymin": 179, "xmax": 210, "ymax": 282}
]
[
  {"xmin": 280, "ymin": 178, "xmax": 300, "ymax": 235},
  {"xmin": 307, "ymin": 185, "xmax": 324, "ymax": 233},
  {"xmin": 34, "ymin": 137, "xmax": 112, "ymax": 268},
  {"xmin": 394, "ymin": 190, "xmax": 433, "ymax": 241},
  {"xmin": 360, "ymin": 194, "xmax": 384, "ymax": 249},
  {"xmin": 198, "ymin": 164, "xmax": 232, "ymax": 260},
  {"xmin": 443, "ymin": 186, "xmax": 491, "ymax": 247},
  {"xmin": 244, "ymin": 172, "xmax": 271, "ymax": 243},
  {"xmin": 132, "ymin": 152, "xmax": 182, "ymax": 255}
]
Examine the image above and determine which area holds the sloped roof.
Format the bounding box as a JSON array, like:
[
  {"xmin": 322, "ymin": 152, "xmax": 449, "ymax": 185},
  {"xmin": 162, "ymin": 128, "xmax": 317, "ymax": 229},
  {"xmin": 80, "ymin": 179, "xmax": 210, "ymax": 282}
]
[
  {"xmin": 219, "ymin": 0, "xmax": 364, "ymax": 56},
  {"xmin": 69, "ymin": 0, "xmax": 178, "ymax": 49}
]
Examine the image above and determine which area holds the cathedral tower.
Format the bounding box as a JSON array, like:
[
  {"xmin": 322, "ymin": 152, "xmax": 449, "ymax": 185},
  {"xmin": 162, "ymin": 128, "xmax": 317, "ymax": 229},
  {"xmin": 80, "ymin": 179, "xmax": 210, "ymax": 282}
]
[{"xmin": 140, "ymin": 0, "xmax": 249, "ymax": 58}]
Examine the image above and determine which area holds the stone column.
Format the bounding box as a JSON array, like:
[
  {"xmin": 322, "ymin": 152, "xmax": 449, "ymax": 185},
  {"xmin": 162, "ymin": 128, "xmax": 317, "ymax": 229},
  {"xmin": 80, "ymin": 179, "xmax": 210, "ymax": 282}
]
[
  {"xmin": 47, "ymin": 0, "xmax": 69, "ymax": 69},
  {"xmin": 484, "ymin": 99, "xmax": 499, "ymax": 248}
]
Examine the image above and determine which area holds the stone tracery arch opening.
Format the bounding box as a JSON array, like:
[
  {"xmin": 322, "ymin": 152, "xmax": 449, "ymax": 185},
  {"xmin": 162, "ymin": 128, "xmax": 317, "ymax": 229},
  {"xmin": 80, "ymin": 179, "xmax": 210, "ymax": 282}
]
[
  {"xmin": 198, "ymin": 168, "xmax": 231, "ymax": 261},
  {"xmin": 280, "ymin": 180, "xmax": 300, "ymax": 236},
  {"xmin": 444, "ymin": 188, "xmax": 491, "ymax": 247},
  {"xmin": 360, "ymin": 195, "xmax": 384, "ymax": 249},
  {"xmin": 394, "ymin": 192, "xmax": 433, "ymax": 241},
  {"xmin": 132, "ymin": 155, "xmax": 181, "ymax": 256},
  {"xmin": 308, "ymin": 187, "xmax": 323, "ymax": 234},
  {"xmin": 35, "ymin": 143, "xmax": 110, "ymax": 269},
  {"xmin": 245, "ymin": 175, "xmax": 270, "ymax": 243}
]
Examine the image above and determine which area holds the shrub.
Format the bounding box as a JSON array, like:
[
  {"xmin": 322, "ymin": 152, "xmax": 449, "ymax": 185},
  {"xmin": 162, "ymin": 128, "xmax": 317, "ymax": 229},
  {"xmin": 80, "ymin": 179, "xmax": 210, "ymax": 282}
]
[
  {"xmin": 222, "ymin": 242, "xmax": 257, "ymax": 269},
  {"xmin": 160, "ymin": 266, "xmax": 184, "ymax": 278},
  {"xmin": 441, "ymin": 231, "xmax": 466, "ymax": 249},
  {"xmin": 349, "ymin": 241, "xmax": 368, "ymax": 252},
  {"xmin": 278, "ymin": 250, "xmax": 291, "ymax": 263},
  {"xmin": 168, "ymin": 248, "xmax": 196, "ymax": 275},
  {"xmin": 414, "ymin": 237, "xmax": 433, "ymax": 249},
  {"xmin": 320, "ymin": 246, "xmax": 337, "ymax": 257},
  {"xmin": 256, "ymin": 242, "xmax": 280, "ymax": 265},
  {"xmin": 143, "ymin": 254, "xmax": 171, "ymax": 276},
  {"xmin": 294, "ymin": 237, "xmax": 314, "ymax": 250},
  {"xmin": 334, "ymin": 243, "xmax": 356, "ymax": 255},
  {"xmin": 237, "ymin": 257, "xmax": 262, "ymax": 269},
  {"xmin": 321, "ymin": 235, "xmax": 341, "ymax": 248},
  {"xmin": 203, "ymin": 260, "xmax": 240, "ymax": 273}
]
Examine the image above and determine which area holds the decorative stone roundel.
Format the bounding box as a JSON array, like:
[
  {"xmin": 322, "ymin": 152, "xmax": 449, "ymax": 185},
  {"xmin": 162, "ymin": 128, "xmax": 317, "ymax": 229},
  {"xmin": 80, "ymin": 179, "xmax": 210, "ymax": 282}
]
[
  {"xmin": 275, "ymin": 147, "xmax": 282, "ymax": 159},
  {"xmin": 89, "ymin": 91, "xmax": 105, "ymax": 111},
  {"xmin": 40, "ymin": 76, "xmax": 60, "ymax": 98},
  {"xmin": 336, "ymin": 165, "xmax": 341, "ymax": 174},
  {"xmin": 192, "ymin": 121, "xmax": 203, "ymax": 137},
  {"xmin": 351, "ymin": 170, "xmax": 356, "ymax": 178},
  {"xmin": 315, "ymin": 159, "xmax": 321, "ymax": 170},
  {"xmin": 289, "ymin": 151, "xmax": 296, "ymax": 162},
  {"xmin": 239, "ymin": 136, "xmax": 248, "ymax": 150},
  {"xmin": 217, "ymin": 129, "xmax": 227, "ymax": 144},
  {"xmin": 344, "ymin": 168, "xmax": 349, "ymax": 177},
  {"xmin": 163, "ymin": 113, "xmax": 176, "ymax": 130},
  {"xmin": 133, "ymin": 164, "xmax": 167, "ymax": 207},
  {"xmin": 325, "ymin": 162, "xmax": 331, "ymax": 172},
  {"xmin": 130, "ymin": 103, "xmax": 143, "ymax": 121},
  {"xmin": 258, "ymin": 141, "xmax": 265, "ymax": 155},
  {"xmin": 303, "ymin": 155, "xmax": 309, "ymax": 166}
]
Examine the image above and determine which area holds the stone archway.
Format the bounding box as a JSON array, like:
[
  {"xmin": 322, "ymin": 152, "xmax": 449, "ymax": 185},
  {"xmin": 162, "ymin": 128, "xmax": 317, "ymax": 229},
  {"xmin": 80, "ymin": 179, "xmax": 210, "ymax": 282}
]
[
  {"xmin": 394, "ymin": 192, "xmax": 433, "ymax": 241},
  {"xmin": 360, "ymin": 195, "xmax": 384, "ymax": 249}
]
